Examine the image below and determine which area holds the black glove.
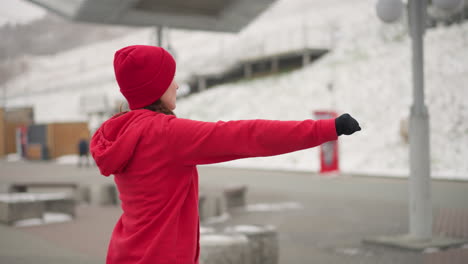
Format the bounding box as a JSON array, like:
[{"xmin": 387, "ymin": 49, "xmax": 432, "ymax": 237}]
[{"xmin": 335, "ymin": 113, "xmax": 361, "ymax": 136}]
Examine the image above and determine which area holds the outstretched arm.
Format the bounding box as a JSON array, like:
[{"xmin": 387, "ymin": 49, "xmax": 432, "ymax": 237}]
[{"xmin": 164, "ymin": 117, "xmax": 339, "ymax": 165}]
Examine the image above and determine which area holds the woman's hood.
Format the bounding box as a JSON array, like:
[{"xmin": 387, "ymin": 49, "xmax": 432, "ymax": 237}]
[{"xmin": 90, "ymin": 110, "xmax": 154, "ymax": 176}]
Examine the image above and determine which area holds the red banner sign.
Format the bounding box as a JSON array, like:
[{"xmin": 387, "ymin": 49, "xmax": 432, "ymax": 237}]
[{"xmin": 314, "ymin": 111, "xmax": 339, "ymax": 174}]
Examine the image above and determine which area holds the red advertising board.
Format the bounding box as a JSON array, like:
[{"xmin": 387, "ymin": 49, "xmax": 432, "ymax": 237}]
[{"xmin": 314, "ymin": 111, "xmax": 339, "ymax": 174}]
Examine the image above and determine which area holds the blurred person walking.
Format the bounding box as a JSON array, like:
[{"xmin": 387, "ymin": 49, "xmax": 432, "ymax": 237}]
[
  {"xmin": 77, "ymin": 138, "xmax": 90, "ymax": 167},
  {"xmin": 90, "ymin": 45, "xmax": 361, "ymax": 264}
]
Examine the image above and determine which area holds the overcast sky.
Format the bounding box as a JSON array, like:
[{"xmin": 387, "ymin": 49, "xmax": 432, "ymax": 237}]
[{"xmin": 0, "ymin": 0, "xmax": 46, "ymax": 26}]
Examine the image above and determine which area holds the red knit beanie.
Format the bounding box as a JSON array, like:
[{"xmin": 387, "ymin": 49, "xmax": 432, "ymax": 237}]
[{"xmin": 113, "ymin": 45, "xmax": 176, "ymax": 110}]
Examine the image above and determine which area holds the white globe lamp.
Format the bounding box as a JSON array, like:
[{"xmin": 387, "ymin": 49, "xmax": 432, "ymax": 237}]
[{"xmin": 376, "ymin": 0, "xmax": 404, "ymax": 23}]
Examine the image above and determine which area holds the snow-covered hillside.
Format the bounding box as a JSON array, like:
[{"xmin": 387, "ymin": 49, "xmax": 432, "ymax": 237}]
[
  {"xmin": 177, "ymin": 21, "xmax": 468, "ymax": 180},
  {"xmin": 1, "ymin": 0, "xmax": 45, "ymax": 26},
  {"xmin": 2, "ymin": 0, "xmax": 467, "ymax": 179}
]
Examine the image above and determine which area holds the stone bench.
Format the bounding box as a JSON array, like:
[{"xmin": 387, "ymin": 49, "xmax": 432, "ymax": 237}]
[
  {"xmin": 0, "ymin": 193, "xmax": 75, "ymax": 225},
  {"xmin": 89, "ymin": 184, "xmax": 119, "ymax": 206},
  {"xmin": 199, "ymin": 225, "xmax": 279, "ymax": 264},
  {"xmin": 36, "ymin": 193, "xmax": 76, "ymax": 217},
  {"xmin": 224, "ymin": 225, "xmax": 279, "ymax": 264},
  {"xmin": 223, "ymin": 185, "xmax": 248, "ymax": 211},
  {"xmin": 9, "ymin": 182, "xmax": 80, "ymax": 201},
  {"xmin": 9, "ymin": 182, "xmax": 79, "ymax": 194},
  {"xmin": 199, "ymin": 194, "xmax": 230, "ymax": 225},
  {"xmin": 199, "ymin": 186, "xmax": 247, "ymax": 224},
  {"xmin": 199, "ymin": 192, "xmax": 207, "ymax": 221},
  {"xmin": 200, "ymin": 233, "xmax": 250, "ymax": 264},
  {"xmin": 6, "ymin": 182, "xmax": 118, "ymax": 207}
]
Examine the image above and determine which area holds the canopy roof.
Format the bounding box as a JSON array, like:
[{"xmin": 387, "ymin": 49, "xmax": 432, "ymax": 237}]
[{"xmin": 27, "ymin": 0, "xmax": 276, "ymax": 32}]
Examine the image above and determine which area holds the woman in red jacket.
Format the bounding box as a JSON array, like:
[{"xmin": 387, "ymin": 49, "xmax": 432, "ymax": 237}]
[{"xmin": 91, "ymin": 45, "xmax": 361, "ymax": 264}]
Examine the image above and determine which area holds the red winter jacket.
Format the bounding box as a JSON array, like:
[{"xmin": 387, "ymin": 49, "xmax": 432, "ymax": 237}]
[{"xmin": 90, "ymin": 109, "xmax": 337, "ymax": 264}]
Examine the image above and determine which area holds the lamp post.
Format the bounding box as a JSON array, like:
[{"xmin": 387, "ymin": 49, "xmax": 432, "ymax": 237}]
[
  {"xmin": 155, "ymin": 26, "xmax": 164, "ymax": 47},
  {"xmin": 407, "ymin": 0, "xmax": 432, "ymax": 241},
  {"xmin": 377, "ymin": 0, "xmax": 433, "ymax": 242},
  {"xmin": 366, "ymin": 0, "xmax": 468, "ymax": 249}
]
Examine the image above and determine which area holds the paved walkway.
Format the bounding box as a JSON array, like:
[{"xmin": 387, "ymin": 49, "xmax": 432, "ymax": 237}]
[
  {"xmin": 0, "ymin": 222, "xmax": 102, "ymax": 264},
  {"xmin": 1, "ymin": 160, "xmax": 467, "ymax": 263}
]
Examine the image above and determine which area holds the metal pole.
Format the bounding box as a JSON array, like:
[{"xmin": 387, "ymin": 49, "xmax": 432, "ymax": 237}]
[
  {"xmin": 156, "ymin": 26, "xmax": 163, "ymax": 47},
  {"xmin": 408, "ymin": 0, "xmax": 432, "ymax": 241}
]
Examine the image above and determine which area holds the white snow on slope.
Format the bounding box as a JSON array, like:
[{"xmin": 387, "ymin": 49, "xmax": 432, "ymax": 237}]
[
  {"xmin": 176, "ymin": 14, "xmax": 468, "ymax": 179},
  {"xmin": 0, "ymin": 0, "xmax": 45, "ymax": 26}
]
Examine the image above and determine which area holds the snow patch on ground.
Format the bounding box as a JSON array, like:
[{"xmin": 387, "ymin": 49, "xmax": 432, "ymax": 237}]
[
  {"xmin": 14, "ymin": 213, "xmax": 73, "ymax": 227},
  {"xmin": 246, "ymin": 202, "xmax": 304, "ymax": 212},
  {"xmin": 55, "ymin": 155, "xmax": 79, "ymax": 165},
  {"xmin": 5, "ymin": 153, "xmax": 21, "ymax": 162}
]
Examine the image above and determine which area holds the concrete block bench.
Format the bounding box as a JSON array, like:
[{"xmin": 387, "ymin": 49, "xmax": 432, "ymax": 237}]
[
  {"xmin": 36, "ymin": 193, "xmax": 76, "ymax": 217},
  {"xmin": 200, "ymin": 233, "xmax": 250, "ymax": 264},
  {"xmin": 198, "ymin": 194, "xmax": 231, "ymax": 225},
  {"xmin": 0, "ymin": 193, "xmax": 75, "ymax": 225},
  {"xmin": 225, "ymin": 225, "xmax": 279, "ymax": 264},
  {"xmin": 223, "ymin": 185, "xmax": 248, "ymax": 211},
  {"xmin": 0, "ymin": 194, "xmax": 45, "ymax": 225},
  {"xmin": 78, "ymin": 184, "xmax": 119, "ymax": 206},
  {"xmin": 199, "ymin": 193, "xmax": 207, "ymax": 221},
  {"xmin": 9, "ymin": 182, "xmax": 79, "ymax": 194},
  {"xmin": 89, "ymin": 184, "xmax": 119, "ymax": 206}
]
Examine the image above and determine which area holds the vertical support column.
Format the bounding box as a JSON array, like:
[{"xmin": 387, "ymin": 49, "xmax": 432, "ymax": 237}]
[
  {"xmin": 271, "ymin": 58, "xmax": 279, "ymax": 73},
  {"xmin": 244, "ymin": 63, "xmax": 253, "ymax": 79},
  {"xmin": 155, "ymin": 26, "xmax": 163, "ymax": 47},
  {"xmin": 198, "ymin": 76, "xmax": 207, "ymax": 92},
  {"xmin": 408, "ymin": 0, "xmax": 432, "ymax": 241},
  {"xmin": 302, "ymin": 51, "xmax": 311, "ymax": 67}
]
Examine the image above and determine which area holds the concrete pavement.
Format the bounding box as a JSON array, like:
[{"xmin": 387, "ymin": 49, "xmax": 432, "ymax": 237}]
[{"xmin": 0, "ymin": 160, "xmax": 467, "ymax": 263}]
